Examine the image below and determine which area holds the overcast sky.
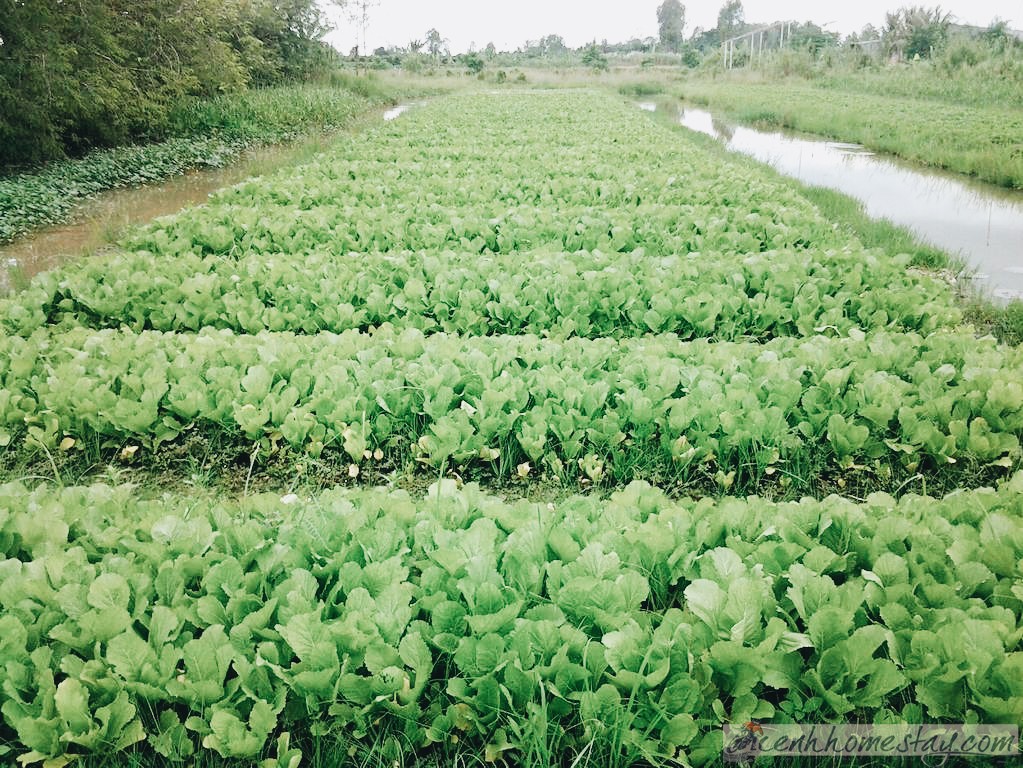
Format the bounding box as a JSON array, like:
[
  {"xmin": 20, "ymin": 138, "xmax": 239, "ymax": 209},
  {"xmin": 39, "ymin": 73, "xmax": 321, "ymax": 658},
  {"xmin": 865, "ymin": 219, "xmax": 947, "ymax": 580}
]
[{"xmin": 323, "ymin": 0, "xmax": 1018, "ymax": 54}]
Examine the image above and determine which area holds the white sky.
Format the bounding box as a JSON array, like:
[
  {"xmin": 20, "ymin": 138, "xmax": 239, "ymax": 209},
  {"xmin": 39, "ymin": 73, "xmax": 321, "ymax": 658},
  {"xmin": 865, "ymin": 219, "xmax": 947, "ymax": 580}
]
[{"xmin": 323, "ymin": 0, "xmax": 1018, "ymax": 54}]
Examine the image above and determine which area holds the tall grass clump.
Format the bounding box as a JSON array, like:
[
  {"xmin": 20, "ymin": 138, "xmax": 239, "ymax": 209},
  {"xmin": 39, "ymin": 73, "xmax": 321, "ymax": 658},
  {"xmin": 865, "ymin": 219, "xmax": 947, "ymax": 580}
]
[
  {"xmin": 166, "ymin": 83, "xmax": 385, "ymax": 141},
  {"xmin": 618, "ymin": 82, "xmax": 665, "ymax": 97}
]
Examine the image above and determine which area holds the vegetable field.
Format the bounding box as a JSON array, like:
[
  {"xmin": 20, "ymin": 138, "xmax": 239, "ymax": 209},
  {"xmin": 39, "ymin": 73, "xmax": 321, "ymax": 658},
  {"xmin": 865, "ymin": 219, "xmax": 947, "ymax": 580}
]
[{"xmin": 1, "ymin": 92, "xmax": 1021, "ymax": 766}]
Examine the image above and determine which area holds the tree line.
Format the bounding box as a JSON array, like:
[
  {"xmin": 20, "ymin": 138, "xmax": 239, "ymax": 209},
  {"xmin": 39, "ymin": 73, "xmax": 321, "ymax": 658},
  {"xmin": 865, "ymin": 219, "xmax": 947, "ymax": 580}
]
[
  {"xmin": 367, "ymin": 2, "xmax": 1004, "ymax": 73},
  {"xmin": 654, "ymin": 1, "xmax": 1019, "ymax": 63},
  {"xmin": 0, "ymin": 0, "xmax": 335, "ymax": 168}
]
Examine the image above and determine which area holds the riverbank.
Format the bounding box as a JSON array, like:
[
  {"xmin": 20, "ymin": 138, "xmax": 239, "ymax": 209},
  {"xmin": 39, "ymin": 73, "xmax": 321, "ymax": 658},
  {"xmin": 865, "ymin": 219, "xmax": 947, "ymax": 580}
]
[
  {"xmin": 0, "ymin": 79, "xmax": 407, "ymax": 245},
  {"xmin": 677, "ymin": 79, "xmax": 1023, "ymax": 189}
]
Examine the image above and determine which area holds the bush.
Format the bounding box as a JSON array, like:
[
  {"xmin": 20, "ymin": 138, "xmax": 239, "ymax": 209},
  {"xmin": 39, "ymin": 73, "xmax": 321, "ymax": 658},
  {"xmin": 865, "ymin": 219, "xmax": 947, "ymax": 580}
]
[
  {"xmin": 680, "ymin": 44, "xmax": 703, "ymax": 68},
  {"xmin": 581, "ymin": 43, "xmax": 609, "ymax": 71},
  {"xmin": 462, "ymin": 52, "xmax": 485, "ymax": 74}
]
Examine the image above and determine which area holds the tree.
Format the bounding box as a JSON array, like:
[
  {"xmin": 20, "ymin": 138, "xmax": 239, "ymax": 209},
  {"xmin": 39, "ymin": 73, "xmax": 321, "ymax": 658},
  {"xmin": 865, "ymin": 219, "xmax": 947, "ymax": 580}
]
[
  {"xmin": 679, "ymin": 43, "xmax": 702, "ymax": 67},
  {"xmin": 537, "ymin": 34, "xmax": 568, "ymax": 57},
  {"xmin": 462, "ymin": 51, "xmax": 484, "ymax": 73},
  {"xmin": 657, "ymin": 0, "xmax": 686, "ymax": 52},
  {"xmin": 581, "ymin": 42, "xmax": 608, "ymax": 70},
  {"xmin": 689, "ymin": 26, "xmax": 721, "ymax": 52},
  {"xmin": 341, "ymin": 0, "xmax": 380, "ymax": 59},
  {"xmin": 883, "ymin": 6, "xmax": 952, "ymax": 59},
  {"xmin": 0, "ymin": 0, "xmax": 334, "ymax": 168},
  {"xmin": 786, "ymin": 22, "xmax": 840, "ymax": 54},
  {"xmin": 254, "ymin": 0, "xmax": 334, "ymax": 81},
  {"xmin": 860, "ymin": 23, "xmax": 881, "ymax": 41},
  {"xmin": 425, "ymin": 28, "xmax": 447, "ymax": 59},
  {"xmin": 716, "ymin": 0, "xmax": 745, "ymax": 40},
  {"xmin": 981, "ymin": 19, "xmax": 1022, "ymax": 53}
]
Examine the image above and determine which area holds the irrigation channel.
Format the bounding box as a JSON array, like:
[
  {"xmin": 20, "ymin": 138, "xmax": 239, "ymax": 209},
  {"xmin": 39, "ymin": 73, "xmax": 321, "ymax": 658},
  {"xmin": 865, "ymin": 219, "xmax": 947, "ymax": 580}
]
[
  {"xmin": 0, "ymin": 104, "xmax": 417, "ymax": 294},
  {"xmin": 639, "ymin": 102, "xmax": 1023, "ymax": 302}
]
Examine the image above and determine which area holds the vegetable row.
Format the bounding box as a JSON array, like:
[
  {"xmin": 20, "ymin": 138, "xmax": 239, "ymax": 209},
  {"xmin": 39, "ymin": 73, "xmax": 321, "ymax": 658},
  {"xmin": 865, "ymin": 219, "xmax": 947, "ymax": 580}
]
[
  {"xmin": 124, "ymin": 197, "xmax": 848, "ymax": 269},
  {"xmin": 2, "ymin": 476, "xmax": 1021, "ymax": 765},
  {"xmin": 3, "ymin": 245, "xmax": 957, "ymax": 339},
  {"xmin": 2, "ymin": 326, "xmax": 1020, "ymax": 484}
]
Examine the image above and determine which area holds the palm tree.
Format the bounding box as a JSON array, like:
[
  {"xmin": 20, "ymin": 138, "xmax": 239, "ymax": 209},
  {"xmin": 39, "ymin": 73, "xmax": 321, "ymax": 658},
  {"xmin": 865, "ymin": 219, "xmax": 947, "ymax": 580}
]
[{"xmin": 883, "ymin": 6, "xmax": 952, "ymax": 60}]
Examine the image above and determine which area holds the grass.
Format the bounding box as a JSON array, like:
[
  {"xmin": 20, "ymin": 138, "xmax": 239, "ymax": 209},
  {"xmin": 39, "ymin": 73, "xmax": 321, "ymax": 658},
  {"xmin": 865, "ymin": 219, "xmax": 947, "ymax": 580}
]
[
  {"xmin": 809, "ymin": 57, "xmax": 1023, "ymax": 110},
  {"xmin": 617, "ymin": 81, "xmax": 666, "ymax": 97},
  {"xmin": 706, "ymin": 39, "xmax": 1023, "ymax": 109},
  {"xmin": 1, "ymin": 408, "xmax": 1011, "ymax": 511},
  {"xmin": 677, "ymin": 79, "xmax": 1023, "ymax": 189},
  {"xmin": 71, "ymin": 716, "xmax": 1012, "ymax": 768},
  {"xmin": 166, "ymin": 83, "xmax": 383, "ymax": 141},
  {"xmin": 963, "ymin": 296, "xmax": 1023, "ymax": 347},
  {"xmin": 74, "ymin": 742, "xmax": 1008, "ymax": 768},
  {"xmin": 508, "ymin": 65, "xmax": 687, "ymax": 91},
  {"xmin": 793, "ymin": 185, "xmax": 949, "ymax": 270}
]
